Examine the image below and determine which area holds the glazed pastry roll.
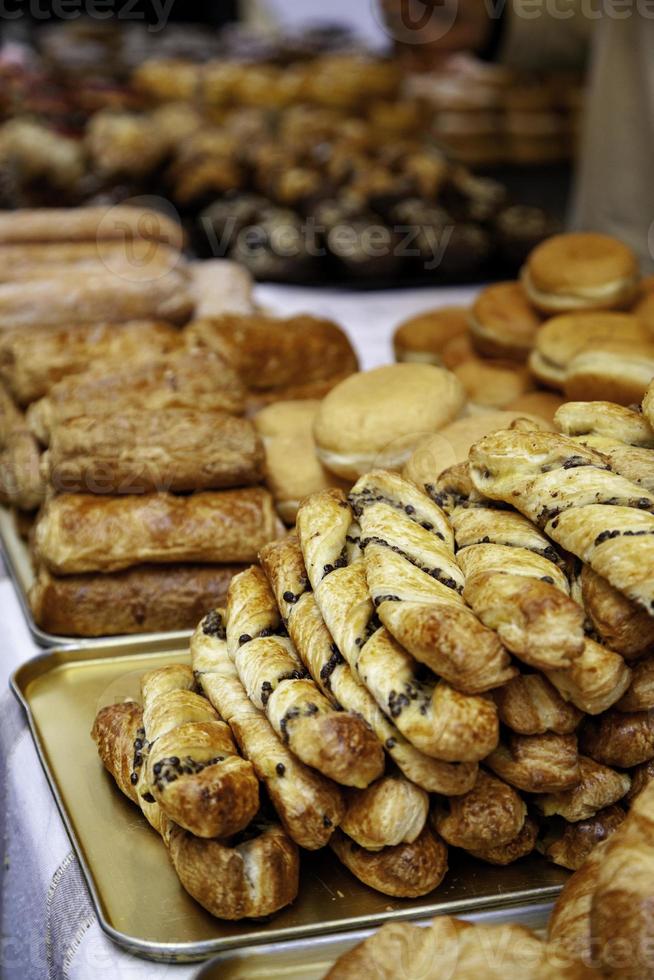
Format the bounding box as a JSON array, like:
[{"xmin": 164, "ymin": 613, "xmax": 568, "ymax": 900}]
[
  {"xmin": 91, "ymin": 700, "xmax": 299, "ymax": 920},
  {"xmin": 0, "ymin": 241, "xmax": 183, "ymax": 283},
  {"xmin": 579, "ymin": 709, "xmax": 654, "ymax": 768},
  {"xmin": 547, "ymin": 837, "xmax": 609, "ymax": 964},
  {"xmin": 616, "ymin": 655, "xmax": 654, "ymax": 712},
  {"xmin": 0, "ymin": 268, "xmax": 193, "ymax": 330},
  {"xmin": 34, "ymin": 487, "xmax": 280, "ymax": 574},
  {"xmin": 44, "ymin": 410, "xmax": 264, "ymax": 495},
  {"xmin": 27, "ymin": 349, "xmax": 246, "ymax": 445},
  {"xmin": 0, "ymin": 427, "xmax": 44, "ymax": 511},
  {"xmin": 339, "ymin": 775, "xmax": 429, "ymax": 851},
  {"xmin": 0, "ymin": 319, "xmax": 182, "ymax": 406},
  {"xmin": 542, "ymin": 805, "xmax": 626, "ymax": 870},
  {"xmin": 192, "ymin": 610, "xmax": 345, "ymax": 850},
  {"xmin": 545, "ymin": 637, "xmax": 631, "ymax": 716},
  {"xmin": 492, "ymin": 674, "xmax": 584, "ymax": 735},
  {"xmin": 0, "ymin": 205, "xmax": 184, "ymax": 248},
  {"xmin": 29, "ymin": 563, "xmax": 245, "ymax": 638},
  {"xmin": 486, "ymin": 732, "xmax": 581, "ymax": 793},
  {"xmin": 536, "ymin": 756, "xmax": 630, "ymax": 822},
  {"xmin": 578, "ymin": 565, "xmax": 654, "ymax": 660},
  {"xmin": 625, "ymin": 760, "xmax": 654, "ymax": 805},
  {"xmin": 466, "ymin": 817, "xmax": 539, "ymax": 866},
  {"xmin": 330, "ymin": 826, "xmax": 448, "ymax": 899},
  {"xmin": 431, "ymin": 770, "xmax": 527, "ymax": 851},
  {"xmin": 554, "ymin": 400, "xmax": 654, "ymax": 449}
]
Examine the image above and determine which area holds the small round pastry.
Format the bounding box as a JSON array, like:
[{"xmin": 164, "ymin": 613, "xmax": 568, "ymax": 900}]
[
  {"xmin": 454, "ymin": 358, "xmax": 533, "ymax": 412},
  {"xmin": 469, "ymin": 282, "xmax": 542, "ymax": 361},
  {"xmin": 564, "ymin": 339, "xmax": 654, "ymax": 405},
  {"xmin": 441, "ymin": 331, "xmax": 476, "ymax": 370},
  {"xmin": 313, "ymin": 364, "xmax": 466, "ymax": 480},
  {"xmin": 528, "ymin": 311, "xmax": 650, "ymax": 389},
  {"xmin": 521, "ymin": 232, "xmax": 640, "ymax": 314},
  {"xmin": 393, "ymin": 307, "xmax": 469, "ymax": 365},
  {"xmin": 505, "ymin": 391, "xmax": 566, "ymax": 425}
]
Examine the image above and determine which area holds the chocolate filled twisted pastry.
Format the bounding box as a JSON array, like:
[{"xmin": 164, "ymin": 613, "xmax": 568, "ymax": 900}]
[
  {"xmin": 542, "ymin": 805, "xmax": 626, "ymax": 870},
  {"xmin": 591, "ymin": 781, "xmax": 654, "ymax": 978},
  {"xmin": 547, "ymin": 837, "xmax": 608, "ymax": 964},
  {"xmin": 469, "ymin": 429, "xmax": 654, "ymax": 614},
  {"xmin": 616, "ymin": 655, "xmax": 654, "ymax": 712},
  {"xmin": 579, "ymin": 709, "xmax": 654, "ymax": 768},
  {"xmin": 191, "ymin": 611, "xmax": 344, "ymax": 849},
  {"xmin": 577, "ymin": 565, "xmax": 654, "ymax": 660},
  {"xmin": 467, "ymin": 816, "xmax": 539, "ymax": 866},
  {"xmin": 139, "ymin": 664, "xmax": 259, "ymax": 839},
  {"xmin": 348, "ymin": 470, "xmax": 516, "ymax": 694},
  {"xmin": 431, "ymin": 770, "xmax": 526, "ymax": 851},
  {"xmin": 225, "ymin": 566, "xmax": 382, "ymax": 788},
  {"xmin": 486, "ymin": 732, "xmax": 581, "ymax": 794},
  {"xmin": 91, "ymin": 700, "xmax": 300, "ymax": 920},
  {"xmin": 555, "ymin": 401, "xmax": 654, "ymax": 449},
  {"xmin": 260, "ymin": 534, "xmax": 478, "ymax": 795},
  {"xmin": 492, "ymin": 674, "xmax": 583, "ymax": 735},
  {"xmin": 339, "ymin": 774, "xmax": 429, "ymax": 850},
  {"xmin": 330, "ymin": 826, "xmax": 448, "ymax": 899},
  {"xmin": 536, "ymin": 756, "xmax": 630, "ymax": 822},
  {"xmin": 297, "ymin": 488, "xmax": 499, "ymax": 764}
]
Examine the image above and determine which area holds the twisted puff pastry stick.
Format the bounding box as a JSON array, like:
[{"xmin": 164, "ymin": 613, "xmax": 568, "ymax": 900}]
[
  {"xmin": 92, "ymin": 701, "xmax": 299, "ymax": 920},
  {"xmin": 225, "ymin": 566, "xmax": 382, "ymax": 788},
  {"xmin": 573, "ymin": 565, "xmax": 654, "ymax": 660},
  {"xmin": 348, "ymin": 470, "xmax": 516, "ymax": 694},
  {"xmin": 297, "ymin": 488, "xmax": 499, "ymax": 764},
  {"xmin": 140, "ymin": 664, "xmax": 259, "ymax": 838},
  {"xmin": 260, "ymin": 533, "xmax": 477, "ymax": 795},
  {"xmin": 191, "ymin": 610, "xmax": 344, "ymax": 849},
  {"xmin": 436, "ymin": 464, "xmax": 631, "ymax": 714},
  {"xmin": 469, "ymin": 429, "xmax": 654, "ymax": 614}
]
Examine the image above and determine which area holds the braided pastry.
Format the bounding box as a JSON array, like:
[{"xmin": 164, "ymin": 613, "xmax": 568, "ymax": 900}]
[
  {"xmin": 348, "ymin": 470, "xmax": 516, "ymax": 694},
  {"xmin": 486, "ymin": 732, "xmax": 581, "ymax": 793},
  {"xmin": 492, "ymin": 674, "xmax": 583, "ymax": 735},
  {"xmin": 91, "ymin": 701, "xmax": 300, "ymax": 920},
  {"xmin": 225, "ymin": 566, "xmax": 381, "ymax": 787},
  {"xmin": 339, "ymin": 774, "xmax": 429, "ymax": 850},
  {"xmin": 469, "ymin": 428, "xmax": 654, "ymax": 614},
  {"xmin": 260, "ymin": 534, "xmax": 478, "ymax": 795},
  {"xmin": 140, "ymin": 664, "xmax": 259, "ymax": 839},
  {"xmin": 191, "ymin": 610, "xmax": 344, "ymax": 850},
  {"xmin": 579, "ymin": 709, "xmax": 654, "ymax": 768},
  {"xmin": 329, "ymin": 826, "xmax": 448, "ymax": 899},
  {"xmin": 430, "ymin": 770, "xmax": 526, "ymax": 851},
  {"xmin": 536, "ymin": 756, "xmax": 630, "ymax": 822},
  {"xmin": 297, "ymin": 488, "xmax": 499, "ymax": 763},
  {"xmin": 542, "ymin": 805, "xmax": 626, "ymax": 870}
]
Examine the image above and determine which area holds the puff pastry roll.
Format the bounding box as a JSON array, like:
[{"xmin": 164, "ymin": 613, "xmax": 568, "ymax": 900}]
[
  {"xmin": 339, "ymin": 774, "xmax": 429, "ymax": 851},
  {"xmin": 469, "ymin": 429, "xmax": 654, "ymax": 614},
  {"xmin": 616, "ymin": 655, "xmax": 654, "ymax": 712},
  {"xmin": 0, "ymin": 427, "xmax": 44, "ymax": 511},
  {"xmin": 642, "ymin": 377, "xmax": 654, "ymax": 432},
  {"xmin": 486, "ymin": 732, "xmax": 581, "ymax": 793},
  {"xmin": 579, "ymin": 709, "xmax": 654, "ymax": 768},
  {"xmin": 555, "ymin": 401, "xmax": 654, "ymax": 448},
  {"xmin": 29, "ymin": 563, "xmax": 244, "ymax": 638},
  {"xmin": 466, "ymin": 817, "xmax": 539, "ymax": 866},
  {"xmin": 577, "ymin": 565, "xmax": 654, "ymax": 660},
  {"xmin": 547, "ymin": 837, "xmax": 608, "ymax": 965},
  {"xmin": 191, "ymin": 611, "xmax": 344, "ymax": 849},
  {"xmin": 140, "ymin": 664, "xmax": 259, "ymax": 838},
  {"xmin": 536, "ymin": 756, "xmax": 630, "ymax": 822},
  {"xmin": 44, "ymin": 410, "xmax": 264, "ymax": 495},
  {"xmin": 330, "ymin": 826, "xmax": 448, "ymax": 899},
  {"xmin": 0, "ymin": 205, "xmax": 185, "ymax": 247},
  {"xmin": 625, "ymin": 760, "xmax": 654, "ymax": 805},
  {"xmin": 27, "ymin": 349, "xmax": 246, "ymax": 445},
  {"xmin": 34, "ymin": 488, "xmax": 280, "ymax": 574},
  {"xmin": 91, "ymin": 700, "xmax": 299, "ymax": 920},
  {"xmin": 349, "ymin": 470, "xmax": 516, "ymax": 694},
  {"xmin": 492, "ymin": 674, "xmax": 583, "ymax": 735},
  {"xmin": 542, "ymin": 805, "xmax": 625, "ymax": 870},
  {"xmin": 260, "ymin": 534, "xmax": 477, "ymax": 795},
  {"xmin": 431, "ymin": 770, "xmax": 526, "ymax": 851},
  {"xmin": 297, "ymin": 488, "xmax": 499, "ymax": 764},
  {"xmin": 0, "ymin": 319, "xmax": 181, "ymax": 406},
  {"xmin": 0, "ymin": 380, "xmax": 23, "ymax": 446},
  {"xmin": 0, "ymin": 240, "xmax": 183, "ymax": 283},
  {"xmin": 226, "ymin": 566, "xmax": 383, "ymax": 788}
]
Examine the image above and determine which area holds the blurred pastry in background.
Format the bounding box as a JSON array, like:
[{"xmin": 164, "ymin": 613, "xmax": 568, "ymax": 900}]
[
  {"xmin": 393, "ymin": 306, "xmax": 469, "ymax": 365},
  {"xmin": 469, "ymin": 282, "xmax": 542, "ymax": 361}
]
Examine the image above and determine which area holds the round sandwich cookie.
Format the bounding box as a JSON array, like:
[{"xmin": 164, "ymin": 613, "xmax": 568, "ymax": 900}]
[
  {"xmin": 393, "ymin": 307, "xmax": 469, "ymax": 365},
  {"xmin": 313, "ymin": 363, "xmax": 466, "ymax": 480},
  {"xmin": 454, "ymin": 357, "xmax": 533, "ymax": 413},
  {"xmin": 469, "ymin": 281, "xmax": 542, "ymax": 361},
  {"xmin": 521, "ymin": 232, "xmax": 640, "ymax": 314},
  {"xmin": 529, "ymin": 311, "xmax": 650, "ymax": 389},
  {"xmin": 564, "ymin": 339, "xmax": 654, "ymax": 406}
]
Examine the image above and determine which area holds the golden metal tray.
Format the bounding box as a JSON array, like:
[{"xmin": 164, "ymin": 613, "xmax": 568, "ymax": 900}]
[
  {"xmin": 11, "ymin": 639, "xmax": 570, "ymax": 964},
  {"xmin": 0, "ymin": 506, "xmax": 193, "ymax": 648}
]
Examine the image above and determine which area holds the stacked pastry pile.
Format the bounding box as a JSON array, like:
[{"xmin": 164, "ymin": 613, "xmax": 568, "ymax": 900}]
[{"xmin": 394, "ymin": 231, "xmax": 654, "ymax": 417}]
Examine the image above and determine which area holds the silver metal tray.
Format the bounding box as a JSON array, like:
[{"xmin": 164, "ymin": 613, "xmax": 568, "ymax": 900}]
[{"xmin": 11, "ymin": 638, "xmax": 569, "ymax": 964}]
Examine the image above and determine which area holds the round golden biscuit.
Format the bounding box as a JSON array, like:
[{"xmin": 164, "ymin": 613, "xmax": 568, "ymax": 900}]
[
  {"xmin": 469, "ymin": 281, "xmax": 542, "ymax": 361},
  {"xmin": 522, "ymin": 232, "xmax": 640, "ymax": 314},
  {"xmin": 393, "ymin": 307, "xmax": 469, "ymax": 365},
  {"xmin": 313, "ymin": 364, "xmax": 466, "ymax": 480},
  {"xmin": 564, "ymin": 339, "xmax": 654, "ymax": 406},
  {"xmin": 454, "ymin": 358, "xmax": 533, "ymax": 412}
]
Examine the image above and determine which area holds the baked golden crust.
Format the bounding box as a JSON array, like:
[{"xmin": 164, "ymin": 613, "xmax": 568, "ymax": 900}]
[
  {"xmin": 579, "ymin": 709, "xmax": 654, "ymax": 768},
  {"xmin": 340, "ymin": 775, "xmax": 429, "ymax": 850},
  {"xmin": 469, "ymin": 281, "xmax": 541, "ymax": 361},
  {"xmin": 492, "ymin": 674, "xmax": 583, "ymax": 735},
  {"xmin": 616, "ymin": 655, "xmax": 654, "ymax": 712},
  {"xmin": 431, "ymin": 770, "xmax": 526, "ymax": 851},
  {"xmin": 547, "ymin": 837, "xmax": 608, "ymax": 963},
  {"xmin": 625, "ymin": 760, "xmax": 654, "ymax": 804},
  {"xmin": 297, "ymin": 488, "xmax": 500, "ymax": 764},
  {"xmin": 555, "ymin": 401, "xmax": 654, "ymax": 449},
  {"xmin": 34, "ymin": 488, "xmax": 280, "ymax": 574},
  {"xmin": 0, "ymin": 427, "xmax": 44, "ymax": 511},
  {"xmin": 467, "ymin": 816, "xmax": 539, "ymax": 865},
  {"xmin": 27, "ymin": 349, "xmax": 246, "ymax": 445},
  {"xmin": 44, "ymin": 410, "xmax": 264, "ymax": 495},
  {"xmin": 545, "ymin": 636, "xmax": 631, "ymax": 716},
  {"xmin": 0, "ymin": 319, "xmax": 181, "ymax": 406},
  {"xmin": 580, "ymin": 566, "xmax": 654, "ymax": 660},
  {"xmin": 542, "ymin": 805, "xmax": 626, "ymax": 870},
  {"xmin": 226, "ymin": 566, "xmax": 382, "ymax": 788},
  {"xmin": 563, "ymin": 342, "xmax": 654, "ymax": 406},
  {"xmin": 140, "ymin": 664, "xmax": 259, "ymax": 839},
  {"xmin": 536, "ymin": 756, "xmax": 630, "ymax": 822},
  {"xmin": 0, "ymin": 381, "xmax": 24, "ymax": 446},
  {"xmin": 393, "ymin": 306, "xmax": 469, "ymax": 364},
  {"xmin": 29, "ymin": 563, "xmax": 244, "ymax": 637},
  {"xmin": 330, "ymin": 826, "xmax": 448, "ymax": 899},
  {"xmin": 192, "ymin": 613, "xmax": 344, "ymax": 849},
  {"xmin": 0, "ymin": 205, "xmax": 185, "ymax": 247},
  {"xmin": 486, "ymin": 733, "xmax": 581, "ymax": 793}
]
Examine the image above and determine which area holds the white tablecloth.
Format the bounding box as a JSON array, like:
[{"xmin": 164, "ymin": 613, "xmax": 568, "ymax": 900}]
[{"xmin": 0, "ymin": 283, "xmax": 479, "ymax": 980}]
